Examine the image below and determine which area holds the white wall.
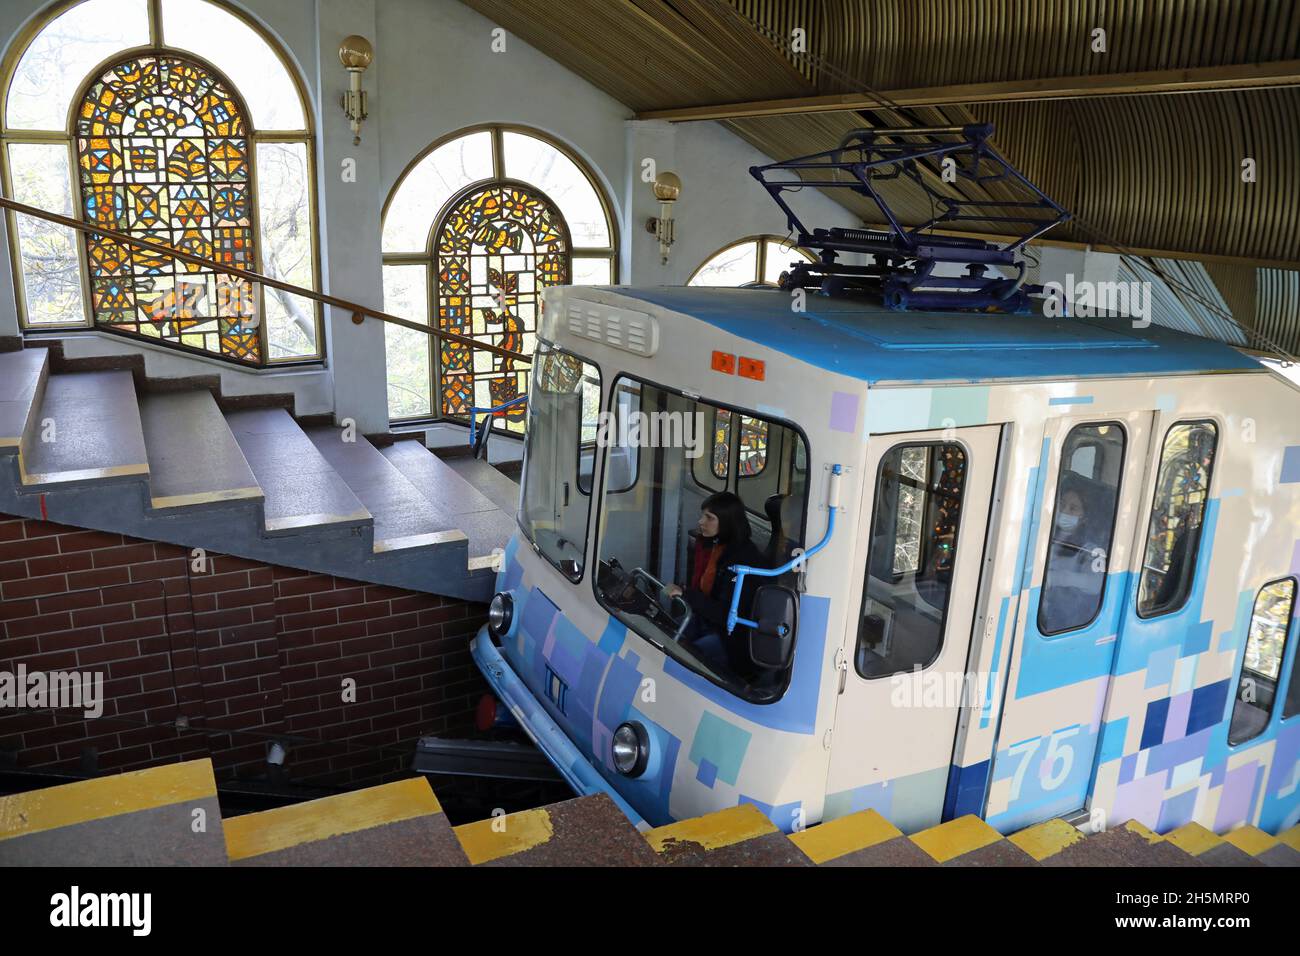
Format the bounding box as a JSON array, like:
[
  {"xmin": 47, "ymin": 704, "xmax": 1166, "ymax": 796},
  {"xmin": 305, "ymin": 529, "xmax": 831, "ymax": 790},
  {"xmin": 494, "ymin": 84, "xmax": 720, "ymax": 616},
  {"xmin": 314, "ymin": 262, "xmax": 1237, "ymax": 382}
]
[{"xmin": 624, "ymin": 119, "xmax": 862, "ymax": 284}]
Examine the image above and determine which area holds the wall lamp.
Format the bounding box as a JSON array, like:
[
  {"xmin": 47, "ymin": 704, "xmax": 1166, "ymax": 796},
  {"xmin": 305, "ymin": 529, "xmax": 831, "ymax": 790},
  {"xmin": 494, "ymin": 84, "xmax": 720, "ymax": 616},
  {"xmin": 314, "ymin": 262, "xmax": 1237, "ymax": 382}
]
[
  {"xmin": 645, "ymin": 171, "xmax": 682, "ymax": 265},
  {"xmin": 339, "ymin": 35, "xmax": 374, "ymax": 146}
]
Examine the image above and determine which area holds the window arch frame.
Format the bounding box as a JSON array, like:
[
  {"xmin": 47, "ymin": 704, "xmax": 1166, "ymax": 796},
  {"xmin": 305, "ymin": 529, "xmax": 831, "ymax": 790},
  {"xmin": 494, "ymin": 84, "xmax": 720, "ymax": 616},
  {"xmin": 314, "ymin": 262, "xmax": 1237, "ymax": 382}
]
[
  {"xmin": 0, "ymin": 0, "xmax": 323, "ymax": 367},
  {"xmin": 686, "ymin": 234, "xmax": 816, "ymax": 287},
  {"xmin": 380, "ymin": 123, "xmax": 619, "ymax": 425}
]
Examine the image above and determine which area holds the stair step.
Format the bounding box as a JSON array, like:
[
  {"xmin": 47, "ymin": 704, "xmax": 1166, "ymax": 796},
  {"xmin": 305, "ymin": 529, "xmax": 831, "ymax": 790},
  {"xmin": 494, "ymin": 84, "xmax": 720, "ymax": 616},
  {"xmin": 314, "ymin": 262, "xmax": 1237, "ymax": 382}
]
[
  {"xmin": 21, "ymin": 370, "xmax": 149, "ymax": 486},
  {"xmin": 380, "ymin": 440, "xmax": 515, "ymax": 560},
  {"xmin": 646, "ymin": 804, "xmax": 812, "ymax": 866},
  {"xmin": 304, "ymin": 427, "xmax": 471, "ymax": 552},
  {"xmin": 225, "ymin": 408, "xmax": 370, "ymax": 534},
  {"xmin": 1044, "ymin": 820, "xmax": 1203, "ymax": 866},
  {"xmin": 0, "ymin": 758, "xmax": 226, "ymax": 865},
  {"xmin": 453, "ymin": 794, "xmax": 659, "ymax": 866},
  {"xmin": 0, "ymin": 348, "xmax": 48, "ymax": 450},
  {"xmin": 1222, "ymin": 825, "xmax": 1300, "ymax": 866},
  {"xmin": 1164, "ymin": 822, "xmax": 1261, "ymax": 866},
  {"xmin": 909, "ymin": 815, "xmax": 1036, "ymax": 866},
  {"xmin": 1007, "ymin": 817, "xmax": 1087, "ymax": 862},
  {"xmin": 223, "ymin": 777, "xmax": 468, "ymax": 866},
  {"xmin": 442, "ymin": 456, "xmax": 521, "ymax": 515},
  {"xmin": 140, "ymin": 391, "xmax": 262, "ymax": 509}
]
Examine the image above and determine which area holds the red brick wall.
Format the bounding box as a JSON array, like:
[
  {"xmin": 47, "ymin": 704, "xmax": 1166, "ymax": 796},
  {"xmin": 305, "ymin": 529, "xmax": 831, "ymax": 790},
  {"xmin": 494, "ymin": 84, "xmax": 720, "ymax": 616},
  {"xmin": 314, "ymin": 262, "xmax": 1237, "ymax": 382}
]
[{"xmin": 0, "ymin": 513, "xmax": 487, "ymax": 788}]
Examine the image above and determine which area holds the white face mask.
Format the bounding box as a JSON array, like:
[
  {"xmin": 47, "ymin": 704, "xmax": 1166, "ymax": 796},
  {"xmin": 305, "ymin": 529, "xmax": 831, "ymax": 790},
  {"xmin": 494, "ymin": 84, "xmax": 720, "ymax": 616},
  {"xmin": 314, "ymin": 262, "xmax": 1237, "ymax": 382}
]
[{"xmin": 1056, "ymin": 513, "xmax": 1081, "ymax": 534}]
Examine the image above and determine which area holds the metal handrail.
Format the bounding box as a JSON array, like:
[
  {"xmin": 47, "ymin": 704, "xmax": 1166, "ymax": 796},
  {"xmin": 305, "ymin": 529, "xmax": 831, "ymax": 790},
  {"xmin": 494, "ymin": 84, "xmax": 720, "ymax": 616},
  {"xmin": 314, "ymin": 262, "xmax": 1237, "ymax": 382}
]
[
  {"xmin": 468, "ymin": 395, "xmax": 528, "ymax": 448},
  {"xmin": 0, "ymin": 194, "xmax": 531, "ymax": 365},
  {"xmin": 726, "ymin": 464, "xmax": 843, "ymax": 634}
]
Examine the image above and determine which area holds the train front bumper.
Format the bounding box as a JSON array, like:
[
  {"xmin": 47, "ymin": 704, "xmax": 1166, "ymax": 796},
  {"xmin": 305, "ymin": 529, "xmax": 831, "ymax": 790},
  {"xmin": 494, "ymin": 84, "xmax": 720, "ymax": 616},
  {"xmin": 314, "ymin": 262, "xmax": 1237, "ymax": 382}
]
[{"xmin": 470, "ymin": 625, "xmax": 649, "ymax": 830}]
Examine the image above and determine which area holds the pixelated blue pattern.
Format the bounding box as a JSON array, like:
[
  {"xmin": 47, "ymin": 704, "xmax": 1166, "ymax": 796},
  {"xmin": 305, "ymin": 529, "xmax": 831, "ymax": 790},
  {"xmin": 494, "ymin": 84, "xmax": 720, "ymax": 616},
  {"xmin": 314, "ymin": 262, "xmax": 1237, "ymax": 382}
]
[
  {"xmin": 546, "ymin": 615, "xmax": 589, "ymax": 689},
  {"xmin": 1182, "ymin": 619, "xmax": 1213, "ymax": 657},
  {"xmin": 1119, "ymin": 753, "xmax": 1137, "ymax": 785},
  {"xmin": 1144, "ymin": 645, "xmax": 1178, "ymax": 688},
  {"xmin": 688, "ymin": 712, "xmax": 752, "ymax": 787},
  {"xmin": 1098, "ymin": 717, "xmax": 1128, "ymax": 765},
  {"xmin": 1187, "ymin": 679, "xmax": 1230, "ymax": 736},
  {"xmin": 597, "ymin": 651, "xmax": 643, "ymax": 735},
  {"xmin": 597, "ymin": 617, "xmax": 626, "ymax": 654},
  {"xmin": 1281, "ymin": 446, "xmax": 1300, "ymax": 483},
  {"xmin": 500, "ymin": 536, "xmax": 523, "ymax": 592},
  {"xmin": 1140, "ymin": 697, "xmax": 1170, "ymax": 750},
  {"xmin": 696, "ymin": 759, "xmax": 718, "ymax": 788},
  {"xmin": 520, "ymin": 587, "xmax": 558, "ymax": 643},
  {"xmin": 1157, "ymin": 788, "xmax": 1198, "ymax": 831},
  {"xmin": 943, "ymin": 759, "xmax": 990, "ymax": 820}
]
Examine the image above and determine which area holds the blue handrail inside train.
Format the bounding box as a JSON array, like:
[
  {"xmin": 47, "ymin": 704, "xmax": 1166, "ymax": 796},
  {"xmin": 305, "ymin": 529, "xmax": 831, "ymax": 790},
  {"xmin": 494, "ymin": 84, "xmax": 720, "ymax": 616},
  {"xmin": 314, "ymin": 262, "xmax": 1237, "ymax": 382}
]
[{"xmin": 726, "ymin": 463, "xmax": 843, "ymax": 634}]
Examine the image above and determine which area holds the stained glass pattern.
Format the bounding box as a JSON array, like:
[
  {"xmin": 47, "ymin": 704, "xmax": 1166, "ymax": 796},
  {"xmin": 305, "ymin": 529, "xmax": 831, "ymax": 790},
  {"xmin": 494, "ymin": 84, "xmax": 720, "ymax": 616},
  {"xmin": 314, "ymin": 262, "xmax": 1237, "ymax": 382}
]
[
  {"xmin": 75, "ymin": 55, "xmax": 260, "ymax": 362},
  {"xmin": 436, "ymin": 185, "xmax": 568, "ymax": 432}
]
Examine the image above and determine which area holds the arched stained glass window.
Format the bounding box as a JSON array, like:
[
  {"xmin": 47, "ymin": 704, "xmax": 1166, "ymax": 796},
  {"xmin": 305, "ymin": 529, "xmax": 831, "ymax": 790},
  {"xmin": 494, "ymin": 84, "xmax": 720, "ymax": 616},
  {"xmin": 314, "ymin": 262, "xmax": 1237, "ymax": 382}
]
[
  {"xmin": 688, "ymin": 235, "xmax": 816, "ymax": 287},
  {"xmin": 436, "ymin": 183, "xmax": 569, "ymax": 429},
  {"xmin": 78, "ymin": 54, "xmax": 260, "ymax": 361},
  {"xmin": 2, "ymin": 0, "xmax": 319, "ymax": 366},
  {"xmin": 381, "ymin": 125, "xmax": 617, "ymax": 427}
]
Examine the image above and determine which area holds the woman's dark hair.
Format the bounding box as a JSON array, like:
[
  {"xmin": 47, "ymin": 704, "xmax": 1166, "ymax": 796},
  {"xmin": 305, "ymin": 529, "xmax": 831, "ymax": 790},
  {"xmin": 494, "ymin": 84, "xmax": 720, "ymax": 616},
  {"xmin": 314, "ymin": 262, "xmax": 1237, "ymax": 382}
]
[{"xmin": 702, "ymin": 492, "xmax": 751, "ymax": 546}]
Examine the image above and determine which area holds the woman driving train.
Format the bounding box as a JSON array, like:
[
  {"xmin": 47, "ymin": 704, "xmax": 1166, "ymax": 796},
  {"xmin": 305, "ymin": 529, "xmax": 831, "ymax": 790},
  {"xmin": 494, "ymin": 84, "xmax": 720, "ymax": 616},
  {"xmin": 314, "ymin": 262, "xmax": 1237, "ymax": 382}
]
[{"xmin": 666, "ymin": 492, "xmax": 765, "ymax": 681}]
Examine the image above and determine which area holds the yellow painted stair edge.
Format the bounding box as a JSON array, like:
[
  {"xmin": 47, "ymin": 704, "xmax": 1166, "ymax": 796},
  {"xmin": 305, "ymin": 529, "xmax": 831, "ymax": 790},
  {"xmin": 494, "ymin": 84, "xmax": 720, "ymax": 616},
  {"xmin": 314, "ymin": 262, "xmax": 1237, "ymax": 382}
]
[
  {"xmin": 910, "ymin": 814, "xmax": 1003, "ymax": 864},
  {"xmin": 645, "ymin": 803, "xmax": 776, "ymax": 854},
  {"xmin": 789, "ymin": 809, "xmax": 902, "ymax": 864},
  {"xmin": 1163, "ymin": 822, "xmax": 1223, "ymax": 857},
  {"xmin": 454, "ymin": 806, "xmax": 555, "ymax": 865},
  {"xmin": 224, "ymin": 776, "xmax": 443, "ymax": 862},
  {"xmin": 1007, "ymin": 817, "xmax": 1086, "ymax": 861},
  {"xmin": 0, "ymin": 758, "xmax": 216, "ymax": 842},
  {"xmin": 1222, "ymin": 825, "xmax": 1278, "ymax": 857},
  {"xmin": 1278, "ymin": 825, "xmax": 1300, "ymax": 853}
]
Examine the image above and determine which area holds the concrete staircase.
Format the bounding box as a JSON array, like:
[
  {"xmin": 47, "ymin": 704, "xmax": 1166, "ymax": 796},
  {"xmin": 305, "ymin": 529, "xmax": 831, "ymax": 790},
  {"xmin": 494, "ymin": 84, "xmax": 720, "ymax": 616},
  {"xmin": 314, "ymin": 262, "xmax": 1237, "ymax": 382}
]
[
  {"xmin": 0, "ymin": 346, "xmax": 516, "ymax": 602},
  {"xmin": 4, "ymin": 758, "xmax": 1297, "ymax": 867}
]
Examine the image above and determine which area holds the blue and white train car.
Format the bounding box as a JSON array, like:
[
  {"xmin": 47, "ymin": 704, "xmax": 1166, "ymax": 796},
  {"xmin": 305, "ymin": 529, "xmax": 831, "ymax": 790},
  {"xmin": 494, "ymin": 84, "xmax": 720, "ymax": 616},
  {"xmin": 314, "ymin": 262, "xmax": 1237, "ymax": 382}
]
[{"xmin": 472, "ymin": 284, "xmax": 1300, "ymax": 839}]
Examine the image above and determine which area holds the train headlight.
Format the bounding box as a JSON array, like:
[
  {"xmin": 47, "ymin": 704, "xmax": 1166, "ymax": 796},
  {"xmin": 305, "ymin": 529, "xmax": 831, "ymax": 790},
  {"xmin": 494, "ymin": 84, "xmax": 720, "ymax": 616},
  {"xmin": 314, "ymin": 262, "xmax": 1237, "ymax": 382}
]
[
  {"xmin": 611, "ymin": 721, "xmax": 649, "ymax": 777},
  {"xmin": 488, "ymin": 592, "xmax": 513, "ymax": 637}
]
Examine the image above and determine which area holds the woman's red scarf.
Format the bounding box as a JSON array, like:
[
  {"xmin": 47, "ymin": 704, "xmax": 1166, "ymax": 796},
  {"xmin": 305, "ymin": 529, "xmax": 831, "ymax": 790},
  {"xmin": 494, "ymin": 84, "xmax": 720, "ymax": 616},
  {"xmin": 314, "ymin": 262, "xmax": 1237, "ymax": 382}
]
[{"xmin": 691, "ymin": 538, "xmax": 723, "ymax": 594}]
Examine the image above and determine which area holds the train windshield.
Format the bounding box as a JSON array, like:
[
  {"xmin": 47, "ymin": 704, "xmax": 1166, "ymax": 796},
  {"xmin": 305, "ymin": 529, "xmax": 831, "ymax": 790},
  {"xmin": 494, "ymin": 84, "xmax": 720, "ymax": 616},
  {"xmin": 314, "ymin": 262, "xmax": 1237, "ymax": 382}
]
[
  {"xmin": 517, "ymin": 344, "xmax": 602, "ymax": 580},
  {"xmin": 593, "ymin": 375, "xmax": 809, "ymax": 701}
]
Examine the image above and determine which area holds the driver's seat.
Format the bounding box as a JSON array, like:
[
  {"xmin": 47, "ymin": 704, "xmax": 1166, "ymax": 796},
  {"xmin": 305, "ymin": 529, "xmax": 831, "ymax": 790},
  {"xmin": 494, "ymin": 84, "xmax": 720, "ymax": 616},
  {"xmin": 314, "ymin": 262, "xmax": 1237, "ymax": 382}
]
[{"xmin": 764, "ymin": 494, "xmax": 802, "ymax": 565}]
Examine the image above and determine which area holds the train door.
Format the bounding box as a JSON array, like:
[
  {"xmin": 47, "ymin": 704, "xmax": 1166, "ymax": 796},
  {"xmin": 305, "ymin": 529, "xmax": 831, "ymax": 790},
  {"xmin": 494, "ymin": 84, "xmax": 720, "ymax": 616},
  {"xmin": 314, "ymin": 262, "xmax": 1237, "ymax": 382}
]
[
  {"xmin": 825, "ymin": 425, "xmax": 1002, "ymax": 832},
  {"xmin": 986, "ymin": 411, "xmax": 1154, "ymax": 832}
]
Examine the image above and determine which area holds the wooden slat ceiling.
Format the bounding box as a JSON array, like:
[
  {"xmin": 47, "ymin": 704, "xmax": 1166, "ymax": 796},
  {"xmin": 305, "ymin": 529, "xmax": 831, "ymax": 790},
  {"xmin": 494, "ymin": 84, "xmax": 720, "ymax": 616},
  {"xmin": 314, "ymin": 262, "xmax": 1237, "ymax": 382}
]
[{"xmin": 462, "ymin": 0, "xmax": 1300, "ymax": 351}]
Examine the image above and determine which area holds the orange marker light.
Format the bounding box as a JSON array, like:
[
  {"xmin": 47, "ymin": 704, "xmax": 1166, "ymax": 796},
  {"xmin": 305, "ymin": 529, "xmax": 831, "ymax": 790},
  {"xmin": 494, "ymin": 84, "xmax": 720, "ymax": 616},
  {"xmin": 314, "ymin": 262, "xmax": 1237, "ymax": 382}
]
[
  {"xmin": 711, "ymin": 351, "xmax": 736, "ymax": 374},
  {"xmin": 738, "ymin": 357, "xmax": 765, "ymax": 381}
]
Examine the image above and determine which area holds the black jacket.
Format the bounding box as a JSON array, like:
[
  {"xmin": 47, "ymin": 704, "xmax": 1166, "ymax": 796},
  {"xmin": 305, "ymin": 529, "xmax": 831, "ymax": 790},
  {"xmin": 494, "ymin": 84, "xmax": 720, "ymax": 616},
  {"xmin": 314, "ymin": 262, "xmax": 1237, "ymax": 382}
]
[{"xmin": 683, "ymin": 536, "xmax": 765, "ymax": 673}]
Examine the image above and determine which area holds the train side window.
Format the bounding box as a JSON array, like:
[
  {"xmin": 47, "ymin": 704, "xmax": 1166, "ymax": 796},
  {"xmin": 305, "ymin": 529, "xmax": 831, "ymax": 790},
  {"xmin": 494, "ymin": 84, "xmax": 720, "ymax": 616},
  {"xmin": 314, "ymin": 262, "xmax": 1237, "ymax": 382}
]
[
  {"xmin": 1229, "ymin": 578, "xmax": 1296, "ymax": 744},
  {"xmin": 709, "ymin": 409, "xmax": 769, "ymax": 480},
  {"xmin": 691, "ymin": 407, "xmax": 727, "ymax": 492},
  {"xmin": 1285, "ymin": 597, "xmax": 1300, "ymax": 719},
  {"xmin": 601, "ymin": 382, "xmax": 640, "ymax": 494},
  {"xmin": 857, "ymin": 442, "xmax": 968, "ymax": 678},
  {"xmin": 1038, "ymin": 423, "xmax": 1125, "ymax": 636},
  {"xmin": 1137, "ymin": 421, "xmax": 1218, "ymax": 618}
]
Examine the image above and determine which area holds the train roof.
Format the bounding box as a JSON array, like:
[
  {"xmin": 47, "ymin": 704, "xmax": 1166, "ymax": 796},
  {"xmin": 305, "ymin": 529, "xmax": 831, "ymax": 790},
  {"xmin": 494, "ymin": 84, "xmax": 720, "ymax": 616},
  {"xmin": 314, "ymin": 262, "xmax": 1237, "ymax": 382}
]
[{"xmin": 592, "ymin": 286, "xmax": 1264, "ymax": 385}]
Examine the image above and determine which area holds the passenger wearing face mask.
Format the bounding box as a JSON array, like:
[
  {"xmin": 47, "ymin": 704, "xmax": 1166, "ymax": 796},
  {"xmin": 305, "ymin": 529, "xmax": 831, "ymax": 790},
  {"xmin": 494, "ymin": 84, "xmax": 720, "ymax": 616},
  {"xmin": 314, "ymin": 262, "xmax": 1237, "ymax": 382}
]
[{"xmin": 1039, "ymin": 477, "xmax": 1113, "ymax": 634}]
